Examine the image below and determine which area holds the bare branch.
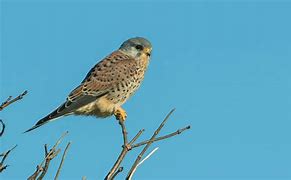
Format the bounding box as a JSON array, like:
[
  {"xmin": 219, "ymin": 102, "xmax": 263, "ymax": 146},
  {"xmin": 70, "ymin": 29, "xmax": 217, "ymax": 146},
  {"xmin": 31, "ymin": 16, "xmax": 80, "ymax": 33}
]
[
  {"xmin": 40, "ymin": 148, "xmax": 61, "ymax": 180},
  {"xmin": 105, "ymin": 122, "xmax": 146, "ymax": 179},
  {"xmin": 0, "ymin": 91, "xmax": 27, "ymax": 137},
  {"xmin": 128, "ymin": 129, "xmax": 144, "ymax": 145},
  {"xmin": 131, "ymin": 125, "xmax": 191, "ymax": 149},
  {"xmin": 54, "ymin": 142, "xmax": 72, "ymax": 180},
  {"xmin": 128, "ymin": 147, "xmax": 159, "ymax": 180},
  {"xmin": 28, "ymin": 146, "xmax": 61, "ymax": 180},
  {"xmin": 119, "ymin": 121, "xmax": 128, "ymax": 145},
  {"xmin": 0, "ymin": 120, "xmax": 5, "ymax": 137},
  {"xmin": 105, "ymin": 109, "xmax": 190, "ymax": 180},
  {"xmin": 28, "ymin": 132, "xmax": 68, "ymax": 180},
  {"xmin": 138, "ymin": 147, "xmax": 159, "ymax": 166},
  {"xmin": 0, "ymin": 145, "xmax": 17, "ymax": 173},
  {"xmin": 52, "ymin": 131, "xmax": 69, "ymax": 150},
  {"xmin": 126, "ymin": 109, "xmax": 175, "ymax": 179},
  {"xmin": 112, "ymin": 167, "xmax": 124, "ymax": 179},
  {"xmin": 0, "ymin": 90, "xmax": 27, "ymax": 111},
  {"xmin": 105, "ymin": 120, "xmax": 130, "ymax": 179}
]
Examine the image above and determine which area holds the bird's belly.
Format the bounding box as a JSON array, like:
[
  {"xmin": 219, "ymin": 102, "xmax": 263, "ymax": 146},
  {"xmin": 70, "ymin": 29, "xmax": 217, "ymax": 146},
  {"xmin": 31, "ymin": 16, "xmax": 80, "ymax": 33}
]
[{"xmin": 74, "ymin": 96, "xmax": 117, "ymax": 118}]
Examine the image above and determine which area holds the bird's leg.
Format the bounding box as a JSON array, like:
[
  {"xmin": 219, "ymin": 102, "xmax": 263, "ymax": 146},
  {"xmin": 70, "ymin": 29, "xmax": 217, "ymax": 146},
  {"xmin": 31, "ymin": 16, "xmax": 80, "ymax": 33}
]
[{"xmin": 114, "ymin": 107, "xmax": 127, "ymax": 122}]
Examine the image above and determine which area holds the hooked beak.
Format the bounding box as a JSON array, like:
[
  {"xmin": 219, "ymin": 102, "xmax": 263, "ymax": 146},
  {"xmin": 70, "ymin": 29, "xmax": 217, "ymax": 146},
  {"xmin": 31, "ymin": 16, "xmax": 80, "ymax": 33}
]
[{"xmin": 144, "ymin": 47, "xmax": 152, "ymax": 57}]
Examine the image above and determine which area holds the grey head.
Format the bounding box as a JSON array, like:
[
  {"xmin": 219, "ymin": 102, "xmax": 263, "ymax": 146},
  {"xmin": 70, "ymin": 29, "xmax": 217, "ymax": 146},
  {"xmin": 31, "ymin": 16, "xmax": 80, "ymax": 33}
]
[{"xmin": 119, "ymin": 37, "xmax": 152, "ymax": 59}]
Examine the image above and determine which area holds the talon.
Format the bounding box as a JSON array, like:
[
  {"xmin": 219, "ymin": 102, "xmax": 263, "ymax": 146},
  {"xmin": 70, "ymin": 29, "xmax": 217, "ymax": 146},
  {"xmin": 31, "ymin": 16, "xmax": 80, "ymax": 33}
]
[{"xmin": 114, "ymin": 107, "xmax": 127, "ymax": 122}]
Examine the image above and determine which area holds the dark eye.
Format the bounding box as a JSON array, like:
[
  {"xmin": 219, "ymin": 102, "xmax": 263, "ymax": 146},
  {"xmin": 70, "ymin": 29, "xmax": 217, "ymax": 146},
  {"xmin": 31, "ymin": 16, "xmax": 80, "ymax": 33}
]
[{"xmin": 135, "ymin": 45, "xmax": 143, "ymax": 50}]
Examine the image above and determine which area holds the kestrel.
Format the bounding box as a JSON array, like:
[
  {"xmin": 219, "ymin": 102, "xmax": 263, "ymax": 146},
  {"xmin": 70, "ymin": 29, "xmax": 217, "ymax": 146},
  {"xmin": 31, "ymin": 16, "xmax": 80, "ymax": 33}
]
[{"xmin": 25, "ymin": 37, "xmax": 152, "ymax": 132}]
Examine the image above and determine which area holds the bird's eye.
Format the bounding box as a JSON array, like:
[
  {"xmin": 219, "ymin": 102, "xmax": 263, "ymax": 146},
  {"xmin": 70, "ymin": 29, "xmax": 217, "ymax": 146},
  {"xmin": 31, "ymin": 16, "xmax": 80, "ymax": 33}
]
[{"xmin": 135, "ymin": 45, "xmax": 143, "ymax": 50}]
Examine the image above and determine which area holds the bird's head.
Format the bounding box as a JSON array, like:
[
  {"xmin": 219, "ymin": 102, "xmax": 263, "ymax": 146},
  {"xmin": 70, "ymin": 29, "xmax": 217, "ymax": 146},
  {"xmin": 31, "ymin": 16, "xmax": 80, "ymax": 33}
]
[{"xmin": 119, "ymin": 37, "xmax": 152, "ymax": 60}]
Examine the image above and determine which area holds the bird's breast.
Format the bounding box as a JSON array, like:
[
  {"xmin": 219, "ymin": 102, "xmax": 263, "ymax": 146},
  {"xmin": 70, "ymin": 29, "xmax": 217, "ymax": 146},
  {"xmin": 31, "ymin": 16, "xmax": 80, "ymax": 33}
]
[{"xmin": 106, "ymin": 68, "xmax": 145, "ymax": 105}]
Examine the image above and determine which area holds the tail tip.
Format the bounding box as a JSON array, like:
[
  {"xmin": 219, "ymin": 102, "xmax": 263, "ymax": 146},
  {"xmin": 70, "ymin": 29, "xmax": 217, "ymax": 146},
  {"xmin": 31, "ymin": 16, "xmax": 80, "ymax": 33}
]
[{"xmin": 23, "ymin": 124, "xmax": 41, "ymax": 133}]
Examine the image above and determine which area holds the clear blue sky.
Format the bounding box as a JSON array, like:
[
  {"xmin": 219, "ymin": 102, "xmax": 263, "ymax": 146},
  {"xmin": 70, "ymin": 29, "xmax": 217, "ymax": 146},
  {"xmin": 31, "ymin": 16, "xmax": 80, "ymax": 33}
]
[{"xmin": 1, "ymin": 1, "xmax": 291, "ymax": 179}]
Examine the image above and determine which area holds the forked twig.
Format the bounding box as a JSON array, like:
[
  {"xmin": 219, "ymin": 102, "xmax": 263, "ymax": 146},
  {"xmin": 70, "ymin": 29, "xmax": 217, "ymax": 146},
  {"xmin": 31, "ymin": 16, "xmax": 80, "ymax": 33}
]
[
  {"xmin": 111, "ymin": 167, "xmax": 124, "ymax": 179},
  {"xmin": 126, "ymin": 109, "xmax": 175, "ymax": 179},
  {"xmin": 0, "ymin": 145, "xmax": 17, "ymax": 173},
  {"xmin": 131, "ymin": 125, "xmax": 191, "ymax": 149},
  {"xmin": 105, "ymin": 121, "xmax": 143, "ymax": 179},
  {"xmin": 0, "ymin": 90, "xmax": 27, "ymax": 111},
  {"xmin": 128, "ymin": 147, "xmax": 159, "ymax": 180},
  {"xmin": 0, "ymin": 91, "xmax": 27, "ymax": 137},
  {"xmin": 28, "ymin": 131, "xmax": 69, "ymax": 180}
]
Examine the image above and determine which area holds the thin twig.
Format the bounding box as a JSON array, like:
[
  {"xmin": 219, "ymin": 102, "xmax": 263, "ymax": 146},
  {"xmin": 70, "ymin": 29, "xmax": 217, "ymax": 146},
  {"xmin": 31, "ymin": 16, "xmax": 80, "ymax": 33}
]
[
  {"xmin": 138, "ymin": 147, "xmax": 159, "ymax": 167},
  {"xmin": 105, "ymin": 124, "xmax": 145, "ymax": 179},
  {"xmin": 128, "ymin": 129, "xmax": 144, "ymax": 145},
  {"xmin": 35, "ymin": 147, "xmax": 61, "ymax": 180},
  {"xmin": 28, "ymin": 166, "xmax": 41, "ymax": 180},
  {"xmin": 0, "ymin": 90, "xmax": 27, "ymax": 111},
  {"xmin": 38, "ymin": 131, "xmax": 68, "ymax": 173},
  {"xmin": 128, "ymin": 147, "xmax": 159, "ymax": 180},
  {"xmin": 28, "ymin": 132, "xmax": 68, "ymax": 180},
  {"xmin": 44, "ymin": 144, "xmax": 48, "ymax": 156},
  {"xmin": 0, "ymin": 145, "xmax": 17, "ymax": 173},
  {"xmin": 119, "ymin": 121, "xmax": 128, "ymax": 145},
  {"xmin": 54, "ymin": 142, "xmax": 72, "ymax": 180},
  {"xmin": 131, "ymin": 125, "xmax": 191, "ymax": 149},
  {"xmin": 38, "ymin": 148, "xmax": 57, "ymax": 180},
  {"xmin": 0, "ymin": 120, "xmax": 5, "ymax": 137},
  {"xmin": 105, "ymin": 148, "xmax": 127, "ymax": 180},
  {"xmin": 105, "ymin": 120, "xmax": 129, "ymax": 179},
  {"xmin": 52, "ymin": 131, "xmax": 69, "ymax": 150},
  {"xmin": 111, "ymin": 167, "xmax": 124, "ymax": 179},
  {"xmin": 126, "ymin": 109, "xmax": 175, "ymax": 179}
]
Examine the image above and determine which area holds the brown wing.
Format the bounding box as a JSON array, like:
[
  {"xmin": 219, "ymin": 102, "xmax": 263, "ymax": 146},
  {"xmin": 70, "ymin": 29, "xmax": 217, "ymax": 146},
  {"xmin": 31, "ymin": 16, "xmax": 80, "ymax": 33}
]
[{"xmin": 68, "ymin": 50, "xmax": 138, "ymax": 99}]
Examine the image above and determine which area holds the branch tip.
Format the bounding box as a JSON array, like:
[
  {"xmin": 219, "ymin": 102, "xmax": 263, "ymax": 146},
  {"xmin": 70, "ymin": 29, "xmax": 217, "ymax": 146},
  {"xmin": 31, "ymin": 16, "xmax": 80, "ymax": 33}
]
[
  {"xmin": 0, "ymin": 145, "xmax": 18, "ymax": 173},
  {"xmin": 0, "ymin": 90, "xmax": 28, "ymax": 111},
  {"xmin": 28, "ymin": 131, "xmax": 69, "ymax": 179}
]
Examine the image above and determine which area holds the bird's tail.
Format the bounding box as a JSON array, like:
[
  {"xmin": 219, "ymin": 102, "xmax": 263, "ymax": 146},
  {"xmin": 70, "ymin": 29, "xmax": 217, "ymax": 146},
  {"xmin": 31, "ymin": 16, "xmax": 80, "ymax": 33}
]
[
  {"xmin": 24, "ymin": 103, "xmax": 70, "ymax": 133},
  {"xmin": 24, "ymin": 91, "xmax": 108, "ymax": 133}
]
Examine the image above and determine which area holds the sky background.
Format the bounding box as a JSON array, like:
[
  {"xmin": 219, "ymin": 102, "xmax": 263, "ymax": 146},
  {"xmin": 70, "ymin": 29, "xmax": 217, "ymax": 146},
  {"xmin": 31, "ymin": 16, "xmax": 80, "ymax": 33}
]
[{"xmin": 1, "ymin": 0, "xmax": 291, "ymax": 179}]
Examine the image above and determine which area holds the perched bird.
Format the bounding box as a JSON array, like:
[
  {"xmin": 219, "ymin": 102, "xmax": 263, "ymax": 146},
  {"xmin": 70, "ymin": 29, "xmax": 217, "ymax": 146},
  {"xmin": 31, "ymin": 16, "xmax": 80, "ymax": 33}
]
[{"xmin": 25, "ymin": 37, "xmax": 152, "ymax": 132}]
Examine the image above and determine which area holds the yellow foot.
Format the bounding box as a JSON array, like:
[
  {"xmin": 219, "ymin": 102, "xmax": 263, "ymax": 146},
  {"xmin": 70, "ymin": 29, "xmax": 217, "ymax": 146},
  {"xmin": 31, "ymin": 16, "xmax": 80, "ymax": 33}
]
[{"xmin": 114, "ymin": 107, "xmax": 127, "ymax": 122}]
